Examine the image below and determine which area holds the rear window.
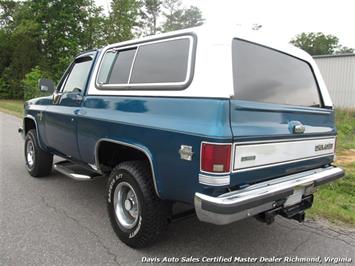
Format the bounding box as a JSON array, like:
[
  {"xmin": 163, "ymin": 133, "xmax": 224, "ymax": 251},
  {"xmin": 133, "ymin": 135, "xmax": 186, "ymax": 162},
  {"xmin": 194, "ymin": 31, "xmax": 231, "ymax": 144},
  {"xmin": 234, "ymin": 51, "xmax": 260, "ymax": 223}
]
[
  {"xmin": 232, "ymin": 39, "xmax": 321, "ymax": 107},
  {"xmin": 96, "ymin": 36, "xmax": 193, "ymax": 90}
]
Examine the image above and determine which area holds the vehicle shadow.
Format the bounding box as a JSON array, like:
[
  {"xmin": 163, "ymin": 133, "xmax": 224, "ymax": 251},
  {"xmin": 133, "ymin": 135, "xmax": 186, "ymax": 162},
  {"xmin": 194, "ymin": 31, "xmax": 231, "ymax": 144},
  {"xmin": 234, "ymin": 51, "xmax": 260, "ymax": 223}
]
[{"xmin": 46, "ymin": 168, "xmax": 306, "ymax": 263}]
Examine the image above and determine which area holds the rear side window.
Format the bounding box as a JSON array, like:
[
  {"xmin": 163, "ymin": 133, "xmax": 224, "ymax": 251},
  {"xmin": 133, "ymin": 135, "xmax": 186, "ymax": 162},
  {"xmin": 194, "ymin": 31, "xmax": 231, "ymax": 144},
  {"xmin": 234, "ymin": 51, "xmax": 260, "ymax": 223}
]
[
  {"xmin": 96, "ymin": 35, "xmax": 194, "ymax": 90},
  {"xmin": 130, "ymin": 38, "xmax": 189, "ymax": 84},
  {"xmin": 232, "ymin": 39, "xmax": 321, "ymax": 107},
  {"xmin": 108, "ymin": 49, "xmax": 136, "ymax": 84}
]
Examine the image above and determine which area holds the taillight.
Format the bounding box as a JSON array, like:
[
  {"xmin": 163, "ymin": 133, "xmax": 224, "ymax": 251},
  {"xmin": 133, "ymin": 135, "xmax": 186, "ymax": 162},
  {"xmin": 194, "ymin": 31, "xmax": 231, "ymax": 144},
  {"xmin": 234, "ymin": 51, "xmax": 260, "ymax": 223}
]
[{"xmin": 201, "ymin": 143, "xmax": 232, "ymax": 173}]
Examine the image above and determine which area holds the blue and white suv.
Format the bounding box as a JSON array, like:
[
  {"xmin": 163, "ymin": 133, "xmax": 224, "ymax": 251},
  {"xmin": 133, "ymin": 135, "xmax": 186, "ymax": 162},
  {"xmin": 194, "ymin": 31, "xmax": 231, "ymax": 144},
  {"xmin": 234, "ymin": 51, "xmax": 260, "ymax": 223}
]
[{"xmin": 20, "ymin": 26, "xmax": 344, "ymax": 248}]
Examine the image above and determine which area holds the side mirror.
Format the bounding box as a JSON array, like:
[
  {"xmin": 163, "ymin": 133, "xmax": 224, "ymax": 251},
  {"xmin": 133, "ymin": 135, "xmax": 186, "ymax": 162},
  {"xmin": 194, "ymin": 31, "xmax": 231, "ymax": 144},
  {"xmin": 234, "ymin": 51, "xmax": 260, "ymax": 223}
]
[{"xmin": 38, "ymin": 78, "xmax": 55, "ymax": 94}]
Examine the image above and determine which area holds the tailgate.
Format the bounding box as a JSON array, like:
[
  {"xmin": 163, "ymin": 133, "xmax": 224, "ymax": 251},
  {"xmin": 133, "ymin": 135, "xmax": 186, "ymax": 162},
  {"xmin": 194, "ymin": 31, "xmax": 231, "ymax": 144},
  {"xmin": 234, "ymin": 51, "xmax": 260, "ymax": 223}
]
[{"xmin": 229, "ymin": 100, "xmax": 336, "ymax": 186}]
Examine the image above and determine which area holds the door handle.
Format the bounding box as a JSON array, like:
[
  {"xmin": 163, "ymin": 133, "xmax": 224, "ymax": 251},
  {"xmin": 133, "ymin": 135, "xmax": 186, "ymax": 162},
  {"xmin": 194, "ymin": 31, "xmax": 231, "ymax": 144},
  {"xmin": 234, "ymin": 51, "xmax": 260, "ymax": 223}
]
[{"xmin": 74, "ymin": 109, "xmax": 86, "ymax": 116}]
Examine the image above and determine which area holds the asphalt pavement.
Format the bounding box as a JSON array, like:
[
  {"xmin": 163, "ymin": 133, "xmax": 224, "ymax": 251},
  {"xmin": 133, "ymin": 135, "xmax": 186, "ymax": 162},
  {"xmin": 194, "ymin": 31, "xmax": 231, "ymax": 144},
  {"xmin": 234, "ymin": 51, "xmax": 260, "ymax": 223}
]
[{"xmin": 0, "ymin": 111, "xmax": 354, "ymax": 266}]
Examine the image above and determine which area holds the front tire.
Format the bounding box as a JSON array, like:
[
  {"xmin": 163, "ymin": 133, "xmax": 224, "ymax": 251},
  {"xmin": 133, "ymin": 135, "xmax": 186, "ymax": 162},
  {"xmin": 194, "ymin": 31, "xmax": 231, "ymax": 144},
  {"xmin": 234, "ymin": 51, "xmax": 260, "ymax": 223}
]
[
  {"xmin": 25, "ymin": 129, "xmax": 53, "ymax": 177},
  {"xmin": 106, "ymin": 161, "xmax": 171, "ymax": 248}
]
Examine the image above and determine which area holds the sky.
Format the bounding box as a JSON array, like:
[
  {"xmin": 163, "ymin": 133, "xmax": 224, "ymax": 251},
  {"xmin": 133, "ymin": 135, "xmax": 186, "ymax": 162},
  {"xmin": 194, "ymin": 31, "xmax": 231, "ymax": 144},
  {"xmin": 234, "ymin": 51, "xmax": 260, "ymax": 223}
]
[{"xmin": 95, "ymin": 0, "xmax": 355, "ymax": 48}]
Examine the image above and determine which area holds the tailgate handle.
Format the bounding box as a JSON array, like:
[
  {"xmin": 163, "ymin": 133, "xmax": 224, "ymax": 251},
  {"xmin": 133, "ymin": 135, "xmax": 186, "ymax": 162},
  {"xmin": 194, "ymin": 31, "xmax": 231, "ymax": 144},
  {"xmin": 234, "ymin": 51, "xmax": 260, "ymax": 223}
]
[{"xmin": 289, "ymin": 121, "xmax": 305, "ymax": 134}]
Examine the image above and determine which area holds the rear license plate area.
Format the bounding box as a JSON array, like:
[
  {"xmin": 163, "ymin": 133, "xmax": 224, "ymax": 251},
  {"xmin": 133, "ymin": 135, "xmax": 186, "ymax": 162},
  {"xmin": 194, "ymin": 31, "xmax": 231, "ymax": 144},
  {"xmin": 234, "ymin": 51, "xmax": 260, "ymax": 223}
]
[{"xmin": 284, "ymin": 187, "xmax": 305, "ymax": 207}]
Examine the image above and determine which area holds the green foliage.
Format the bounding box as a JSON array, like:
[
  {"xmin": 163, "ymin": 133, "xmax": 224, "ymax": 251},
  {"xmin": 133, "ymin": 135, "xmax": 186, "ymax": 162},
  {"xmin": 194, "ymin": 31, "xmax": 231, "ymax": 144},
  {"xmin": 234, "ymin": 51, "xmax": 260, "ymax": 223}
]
[
  {"xmin": 139, "ymin": 0, "xmax": 204, "ymax": 35},
  {"xmin": 139, "ymin": 0, "xmax": 162, "ymax": 35},
  {"xmin": 290, "ymin": 32, "xmax": 354, "ymax": 55},
  {"xmin": 0, "ymin": 0, "xmax": 204, "ymax": 100},
  {"xmin": 0, "ymin": 99, "xmax": 24, "ymax": 117},
  {"xmin": 162, "ymin": 0, "xmax": 204, "ymax": 32},
  {"xmin": 107, "ymin": 0, "xmax": 140, "ymax": 43},
  {"xmin": 308, "ymin": 161, "xmax": 355, "ymax": 226},
  {"xmin": 305, "ymin": 109, "xmax": 355, "ymax": 226},
  {"xmin": 335, "ymin": 109, "xmax": 355, "ymax": 151},
  {"xmin": 290, "ymin": 32, "xmax": 340, "ymax": 55},
  {"xmin": 22, "ymin": 67, "xmax": 43, "ymax": 101},
  {"xmin": 335, "ymin": 46, "xmax": 355, "ymax": 54},
  {"xmin": 0, "ymin": 77, "xmax": 10, "ymax": 99}
]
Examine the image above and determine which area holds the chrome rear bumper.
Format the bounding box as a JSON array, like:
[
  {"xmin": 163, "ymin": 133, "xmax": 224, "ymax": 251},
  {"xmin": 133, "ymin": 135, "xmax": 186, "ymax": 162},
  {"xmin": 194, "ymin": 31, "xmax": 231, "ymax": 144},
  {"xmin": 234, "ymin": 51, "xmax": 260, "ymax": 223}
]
[{"xmin": 194, "ymin": 166, "xmax": 344, "ymax": 225}]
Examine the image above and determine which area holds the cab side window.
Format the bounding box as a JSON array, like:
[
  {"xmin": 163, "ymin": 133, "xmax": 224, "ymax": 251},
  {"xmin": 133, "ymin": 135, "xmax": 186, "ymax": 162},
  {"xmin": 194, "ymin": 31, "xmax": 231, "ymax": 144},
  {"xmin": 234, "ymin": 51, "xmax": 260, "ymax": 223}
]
[{"xmin": 62, "ymin": 57, "xmax": 93, "ymax": 94}]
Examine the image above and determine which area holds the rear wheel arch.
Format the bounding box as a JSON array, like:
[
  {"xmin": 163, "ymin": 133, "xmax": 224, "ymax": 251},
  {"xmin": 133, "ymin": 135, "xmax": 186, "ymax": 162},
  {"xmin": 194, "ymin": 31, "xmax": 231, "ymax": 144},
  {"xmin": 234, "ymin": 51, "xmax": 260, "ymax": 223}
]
[{"xmin": 95, "ymin": 139, "xmax": 161, "ymax": 198}]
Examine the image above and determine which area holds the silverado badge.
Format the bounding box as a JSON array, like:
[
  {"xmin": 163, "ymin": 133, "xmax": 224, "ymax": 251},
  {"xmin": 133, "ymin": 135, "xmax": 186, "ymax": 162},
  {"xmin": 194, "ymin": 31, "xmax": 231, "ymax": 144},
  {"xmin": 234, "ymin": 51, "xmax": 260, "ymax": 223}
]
[{"xmin": 315, "ymin": 143, "xmax": 334, "ymax": 151}]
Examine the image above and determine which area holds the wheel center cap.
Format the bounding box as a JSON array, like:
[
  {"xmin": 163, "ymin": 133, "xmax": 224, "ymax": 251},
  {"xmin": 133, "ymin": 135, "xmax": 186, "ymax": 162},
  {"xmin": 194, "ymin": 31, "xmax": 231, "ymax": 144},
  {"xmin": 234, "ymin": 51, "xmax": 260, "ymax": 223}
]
[{"xmin": 124, "ymin": 199, "xmax": 132, "ymax": 211}]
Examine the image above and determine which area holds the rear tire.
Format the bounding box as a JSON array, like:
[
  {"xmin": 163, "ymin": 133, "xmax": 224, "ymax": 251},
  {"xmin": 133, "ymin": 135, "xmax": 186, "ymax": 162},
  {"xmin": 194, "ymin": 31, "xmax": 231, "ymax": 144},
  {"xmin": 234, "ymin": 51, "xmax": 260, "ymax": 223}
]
[
  {"xmin": 25, "ymin": 129, "xmax": 53, "ymax": 177},
  {"xmin": 106, "ymin": 161, "xmax": 171, "ymax": 248}
]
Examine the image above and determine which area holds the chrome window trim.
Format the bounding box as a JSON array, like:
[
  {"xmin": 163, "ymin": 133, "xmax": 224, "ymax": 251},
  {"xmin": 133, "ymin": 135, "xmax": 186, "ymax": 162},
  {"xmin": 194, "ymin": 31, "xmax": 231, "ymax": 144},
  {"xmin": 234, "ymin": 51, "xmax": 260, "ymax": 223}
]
[
  {"xmin": 94, "ymin": 138, "xmax": 160, "ymax": 198},
  {"xmin": 199, "ymin": 141, "xmax": 233, "ymax": 176},
  {"xmin": 95, "ymin": 35, "xmax": 195, "ymax": 90},
  {"xmin": 127, "ymin": 48, "xmax": 138, "ymax": 83}
]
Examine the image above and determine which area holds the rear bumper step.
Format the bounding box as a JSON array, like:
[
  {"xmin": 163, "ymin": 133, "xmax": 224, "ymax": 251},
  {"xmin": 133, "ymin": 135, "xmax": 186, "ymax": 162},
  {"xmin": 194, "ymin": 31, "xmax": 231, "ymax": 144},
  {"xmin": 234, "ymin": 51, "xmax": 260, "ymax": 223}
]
[{"xmin": 194, "ymin": 166, "xmax": 344, "ymax": 225}]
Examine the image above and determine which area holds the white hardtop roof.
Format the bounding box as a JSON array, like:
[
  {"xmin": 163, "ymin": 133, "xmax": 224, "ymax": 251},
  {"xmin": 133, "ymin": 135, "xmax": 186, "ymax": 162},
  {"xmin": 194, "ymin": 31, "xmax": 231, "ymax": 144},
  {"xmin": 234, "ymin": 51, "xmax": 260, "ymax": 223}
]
[
  {"xmin": 88, "ymin": 25, "xmax": 332, "ymax": 107},
  {"xmin": 103, "ymin": 25, "xmax": 313, "ymax": 64}
]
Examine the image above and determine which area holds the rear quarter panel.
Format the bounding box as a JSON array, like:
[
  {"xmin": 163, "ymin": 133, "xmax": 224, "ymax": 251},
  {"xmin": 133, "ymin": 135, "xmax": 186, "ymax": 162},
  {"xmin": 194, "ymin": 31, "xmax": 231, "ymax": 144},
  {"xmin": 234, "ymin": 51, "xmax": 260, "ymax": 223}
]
[{"xmin": 77, "ymin": 96, "xmax": 232, "ymax": 203}]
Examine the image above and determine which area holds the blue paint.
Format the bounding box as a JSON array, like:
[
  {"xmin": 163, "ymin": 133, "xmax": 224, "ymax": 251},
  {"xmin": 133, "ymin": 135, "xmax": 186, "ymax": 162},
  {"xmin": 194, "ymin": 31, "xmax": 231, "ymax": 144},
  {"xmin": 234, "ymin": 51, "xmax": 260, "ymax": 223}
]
[
  {"xmin": 24, "ymin": 78, "xmax": 336, "ymax": 204},
  {"xmin": 77, "ymin": 96, "xmax": 232, "ymax": 202}
]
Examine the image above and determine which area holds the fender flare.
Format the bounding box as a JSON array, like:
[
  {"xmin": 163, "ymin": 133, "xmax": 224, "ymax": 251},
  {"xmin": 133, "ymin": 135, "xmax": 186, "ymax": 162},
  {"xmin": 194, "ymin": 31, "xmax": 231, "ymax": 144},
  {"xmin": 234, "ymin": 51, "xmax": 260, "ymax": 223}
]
[
  {"xmin": 24, "ymin": 114, "xmax": 45, "ymax": 150},
  {"xmin": 95, "ymin": 138, "xmax": 161, "ymax": 198}
]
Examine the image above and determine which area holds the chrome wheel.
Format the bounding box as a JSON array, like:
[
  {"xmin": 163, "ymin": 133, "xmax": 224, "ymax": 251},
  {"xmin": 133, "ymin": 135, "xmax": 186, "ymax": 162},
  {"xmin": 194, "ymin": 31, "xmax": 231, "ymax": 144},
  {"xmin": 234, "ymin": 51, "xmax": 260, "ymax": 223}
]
[
  {"xmin": 26, "ymin": 139, "xmax": 35, "ymax": 168},
  {"xmin": 114, "ymin": 181, "xmax": 139, "ymax": 229}
]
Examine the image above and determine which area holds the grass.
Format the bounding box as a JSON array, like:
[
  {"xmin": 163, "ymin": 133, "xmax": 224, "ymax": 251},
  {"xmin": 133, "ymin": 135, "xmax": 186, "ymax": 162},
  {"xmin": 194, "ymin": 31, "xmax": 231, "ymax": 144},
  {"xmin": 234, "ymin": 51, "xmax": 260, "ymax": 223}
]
[
  {"xmin": 307, "ymin": 160, "xmax": 355, "ymax": 226},
  {"xmin": 0, "ymin": 99, "xmax": 354, "ymax": 226},
  {"xmin": 335, "ymin": 109, "xmax": 355, "ymax": 152},
  {"xmin": 0, "ymin": 99, "xmax": 24, "ymax": 118},
  {"xmin": 308, "ymin": 109, "xmax": 355, "ymax": 226}
]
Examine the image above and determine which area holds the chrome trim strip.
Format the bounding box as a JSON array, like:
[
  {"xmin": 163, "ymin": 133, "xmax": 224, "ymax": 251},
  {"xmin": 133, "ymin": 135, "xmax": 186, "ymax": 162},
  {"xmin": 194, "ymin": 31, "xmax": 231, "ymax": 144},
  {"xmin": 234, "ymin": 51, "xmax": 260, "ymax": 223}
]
[
  {"xmin": 234, "ymin": 136, "xmax": 336, "ymax": 146},
  {"xmin": 232, "ymin": 137, "xmax": 336, "ymax": 173},
  {"xmin": 234, "ymin": 154, "xmax": 334, "ymax": 173},
  {"xmin": 94, "ymin": 138, "xmax": 160, "ymax": 198},
  {"xmin": 127, "ymin": 48, "xmax": 138, "ymax": 83},
  {"xmin": 199, "ymin": 174, "xmax": 230, "ymax": 186},
  {"xmin": 195, "ymin": 166, "xmax": 344, "ymax": 225}
]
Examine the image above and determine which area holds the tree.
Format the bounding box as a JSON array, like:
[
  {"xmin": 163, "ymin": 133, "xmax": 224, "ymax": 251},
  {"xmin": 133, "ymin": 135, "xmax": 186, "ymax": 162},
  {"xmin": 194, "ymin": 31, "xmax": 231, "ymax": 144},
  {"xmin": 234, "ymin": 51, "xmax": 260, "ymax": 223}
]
[
  {"xmin": 29, "ymin": 0, "xmax": 106, "ymax": 79},
  {"xmin": 0, "ymin": 0, "xmax": 17, "ymax": 29},
  {"xmin": 290, "ymin": 32, "xmax": 354, "ymax": 55},
  {"xmin": 161, "ymin": 0, "xmax": 204, "ymax": 33},
  {"xmin": 139, "ymin": 0, "xmax": 162, "ymax": 36},
  {"xmin": 139, "ymin": 0, "xmax": 204, "ymax": 35},
  {"xmin": 335, "ymin": 46, "xmax": 354, "ymax": 54},
  {"xmin": 178, "ymin": 5, "xmax": 203, "ymax": 29},
  {"xmin": 161, "ymin": 0, "xmax": 183, "ymax": 32},
  {"xmin": 107, "ymin": 0, "xmax": 140, "ymax": 43},
  {"xmin": 0, "ymin": 0, "xmax": 107, "ymax": 99}
]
